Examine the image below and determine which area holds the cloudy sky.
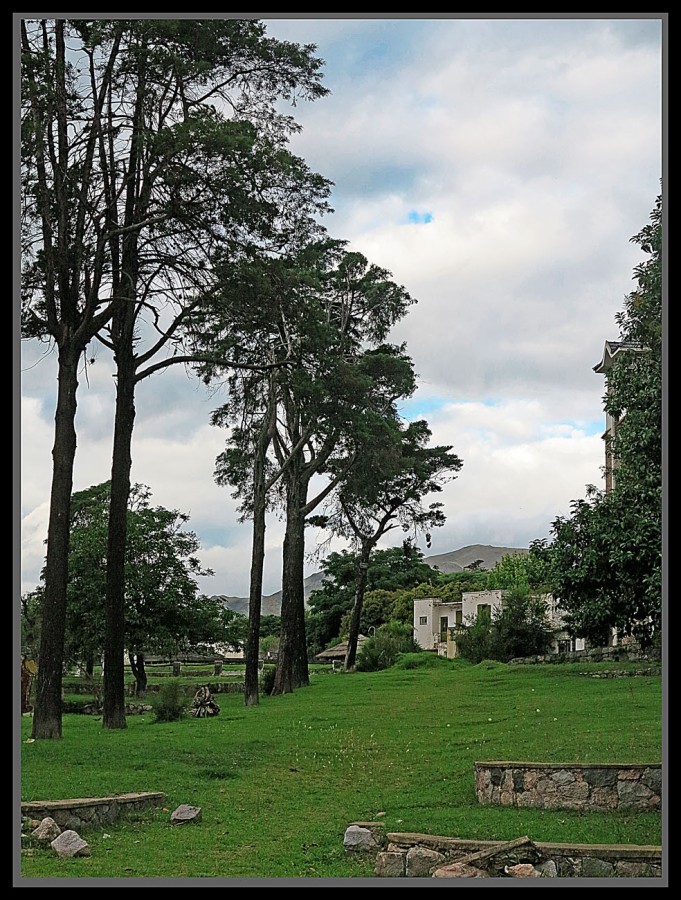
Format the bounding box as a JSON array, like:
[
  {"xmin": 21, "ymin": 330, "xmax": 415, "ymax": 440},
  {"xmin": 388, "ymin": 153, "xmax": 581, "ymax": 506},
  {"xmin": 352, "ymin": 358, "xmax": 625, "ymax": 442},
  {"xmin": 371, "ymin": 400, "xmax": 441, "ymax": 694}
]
[{"xmin": 19, "ymin": 15, "xmax": 664, "ymax": 599}]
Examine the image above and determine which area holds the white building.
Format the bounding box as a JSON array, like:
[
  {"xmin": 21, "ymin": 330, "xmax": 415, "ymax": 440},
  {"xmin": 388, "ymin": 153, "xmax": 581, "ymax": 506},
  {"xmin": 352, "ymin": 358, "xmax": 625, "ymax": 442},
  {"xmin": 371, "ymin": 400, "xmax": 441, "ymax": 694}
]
[{"xmin": 413, "ymin": 591, "xmax": 584, "ymax": 658}]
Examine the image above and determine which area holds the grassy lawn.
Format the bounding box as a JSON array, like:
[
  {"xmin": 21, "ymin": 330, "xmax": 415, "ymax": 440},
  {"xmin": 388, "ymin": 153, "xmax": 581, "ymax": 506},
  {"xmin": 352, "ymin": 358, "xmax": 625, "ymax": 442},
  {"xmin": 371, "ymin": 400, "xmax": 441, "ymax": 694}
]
[{"xmin": 20, "ymin": 658, "xmax": 662, "ymax": 879}]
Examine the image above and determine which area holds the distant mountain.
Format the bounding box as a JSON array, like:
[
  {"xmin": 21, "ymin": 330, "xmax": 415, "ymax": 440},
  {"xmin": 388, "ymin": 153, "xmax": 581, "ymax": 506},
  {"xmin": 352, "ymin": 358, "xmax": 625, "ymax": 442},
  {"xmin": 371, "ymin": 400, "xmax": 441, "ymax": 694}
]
[
  {"xmin": 212, "ymin": 570, "xmax": 325, "ymax": 617},
  {"xmin": 213, "ymin": 544, "xmax": 528, "ymax": 617},
  {"xmin": 423, "ymin": 544, "xmax": 529, "ymax": 574}
]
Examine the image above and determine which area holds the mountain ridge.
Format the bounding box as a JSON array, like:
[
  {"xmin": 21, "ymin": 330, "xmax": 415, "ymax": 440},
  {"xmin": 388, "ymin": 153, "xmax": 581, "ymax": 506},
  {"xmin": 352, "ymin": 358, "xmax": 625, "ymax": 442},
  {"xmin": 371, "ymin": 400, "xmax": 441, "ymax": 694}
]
[{"xmin": 212, "ymin": 544, "xmax": 528, "ymax": 616}]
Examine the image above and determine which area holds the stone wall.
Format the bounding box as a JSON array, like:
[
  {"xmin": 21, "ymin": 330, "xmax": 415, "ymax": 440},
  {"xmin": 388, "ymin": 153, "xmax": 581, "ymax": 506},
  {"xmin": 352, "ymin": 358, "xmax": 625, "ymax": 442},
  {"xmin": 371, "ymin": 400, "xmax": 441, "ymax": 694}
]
[
  {"xmin": 21, "ymin": 792, "xmax": 165, "ymax": 832},
  {"xmin": 351, "ymin": 827, "xmax": 662, "ymax": 878},
  {"xmin": 509, "ymin": 641, "xmax": 661, "ymax": 666},
  {"xmin": 475, "ymin": 762, "xmax": 661, "ymax": 812}
]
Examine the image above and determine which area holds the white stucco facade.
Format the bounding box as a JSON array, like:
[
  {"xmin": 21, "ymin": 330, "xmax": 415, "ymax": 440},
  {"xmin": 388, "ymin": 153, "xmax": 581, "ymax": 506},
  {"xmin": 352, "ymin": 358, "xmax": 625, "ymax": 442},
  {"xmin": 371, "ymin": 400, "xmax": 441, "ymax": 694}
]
[
  {"xmin": 413, "ymin": 591, "xmax": 585, "ymax": 658},
  {"xmin": 413, "ymin": 597, "xmax": 463, "ymax": 656}
]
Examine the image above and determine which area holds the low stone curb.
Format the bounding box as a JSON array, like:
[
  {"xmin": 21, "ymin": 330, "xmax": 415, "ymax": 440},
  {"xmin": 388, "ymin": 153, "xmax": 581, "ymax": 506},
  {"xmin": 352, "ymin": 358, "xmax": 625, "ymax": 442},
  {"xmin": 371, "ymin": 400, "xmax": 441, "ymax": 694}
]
[{"xmin": 21, "ymin": 791, "xmax": 166, "ymax": 832}]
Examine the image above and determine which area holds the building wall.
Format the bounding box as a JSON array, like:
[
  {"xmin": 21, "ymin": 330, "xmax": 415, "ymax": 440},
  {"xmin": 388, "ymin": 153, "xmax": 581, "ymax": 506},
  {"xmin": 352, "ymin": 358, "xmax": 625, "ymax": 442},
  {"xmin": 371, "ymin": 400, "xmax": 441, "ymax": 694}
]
[
  {"xmin": 461, "ymin": 590, "xmax": 504, "ymax": 623},
  {"xmin": 416, "ymin": 591, "xmax": 586, "ymax": 657},
  {"xmin": 413, "ymin": 598, "xmax": 462, "ymax": 653}
]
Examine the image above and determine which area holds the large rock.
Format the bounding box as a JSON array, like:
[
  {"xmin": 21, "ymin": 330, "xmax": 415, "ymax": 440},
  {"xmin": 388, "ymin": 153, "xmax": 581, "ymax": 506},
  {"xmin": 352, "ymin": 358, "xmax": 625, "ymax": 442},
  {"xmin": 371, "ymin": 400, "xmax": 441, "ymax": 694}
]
[
  {"xmin": 31, "ymin": 817, "xmax": 62, "ymax": 842},
  {"xmin": 405, "ymin": 846, "xmax": 445, "ymax": 877},
  {"xmin": 343, "ymin": 825, "xmax": 379, "ymax": 854},
  {"xmin": 170, "ymin": 804, "xmax": 202, "ymax": 825},
  {"xmin": 504, "ymin": 863, "xmax": 542, "ymax": 877},
  {"xmin": 581, "ymin": 857, "xmax": 615, "ymax": 878},
  {"xmin": 432, "ymin": 862, "xmax": 489, "ymax": 878},
  {"xmin": 374, "ymin": 851, "xmax": 406, "ymax": 877},
  {"xmin": 51, "ymin": 830, "xmax": 91, "ymax": 858}
]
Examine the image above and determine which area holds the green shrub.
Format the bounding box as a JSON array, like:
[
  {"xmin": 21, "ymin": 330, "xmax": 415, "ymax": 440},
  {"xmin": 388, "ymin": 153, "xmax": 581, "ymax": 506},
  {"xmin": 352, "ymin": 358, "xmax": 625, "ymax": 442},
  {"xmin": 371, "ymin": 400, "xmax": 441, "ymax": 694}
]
[
  {"xmin": 455, "ymin": 615, "xmax": 494, "ymax": 664},
  {"xmin": 393, "ymin": 652, "xmax": 445, "ymax": 670},
  {"xmin": 456, "ymin": 590, "xmax": 554, "ymax": 663},
  {"xmin": 153, "ymin": 679, "xmax": 186, "ymax": 722},
  {"xmin": 259, "ymin": 665, "xmax": 276, "ymax": 696},
  {"xmin": 356, "ymin": 621, "xmax": 419, "ymax": 672}
]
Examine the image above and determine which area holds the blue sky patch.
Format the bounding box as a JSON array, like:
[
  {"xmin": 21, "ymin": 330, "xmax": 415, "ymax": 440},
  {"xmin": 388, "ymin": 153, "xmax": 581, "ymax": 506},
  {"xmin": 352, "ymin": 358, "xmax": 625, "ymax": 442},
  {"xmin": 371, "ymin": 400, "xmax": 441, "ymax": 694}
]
[
  {"xmin": 399, "ymin": 395, "xmax": 448, "ymax": 420},
  {"xmin": 406, "ymin": 210, "xmax": 433, "ymax": 224}
]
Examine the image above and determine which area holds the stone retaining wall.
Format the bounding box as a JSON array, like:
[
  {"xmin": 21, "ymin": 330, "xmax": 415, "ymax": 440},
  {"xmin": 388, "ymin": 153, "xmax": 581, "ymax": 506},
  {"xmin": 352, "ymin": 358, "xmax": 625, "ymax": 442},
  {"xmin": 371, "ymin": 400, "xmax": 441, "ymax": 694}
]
[
  {"xmin": 21, "ymin": 792, "xmax": 165, "ymax": 832},
  {"xmin": 475, "ymin": 762, "xmax": 661, "ymax": 812},
  {"xmin": 509, "ymin": 642, "xmax": 661, "ymax": 666},
  {"xmin": 354, "ymin": 827, "xmax": 662, "ymax": 878}
]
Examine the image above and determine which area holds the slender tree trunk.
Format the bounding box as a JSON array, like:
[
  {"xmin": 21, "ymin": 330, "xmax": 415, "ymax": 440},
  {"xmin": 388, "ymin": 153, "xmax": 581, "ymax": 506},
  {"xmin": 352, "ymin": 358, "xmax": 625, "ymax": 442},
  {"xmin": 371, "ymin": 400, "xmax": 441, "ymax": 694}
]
[
  {"xmin": 344, "ymin": 543, "xmax": 373, "ymax": 671},
  {"xmin": 31, "ymin": 346, "xmax": 80, "ymax": 740},
  {"xmin": 272, "ymin": 474, "xmax": 309, "ymax": 695},
  {"xmin": 244, "ymin": 419, "xmax": 271, "ymax": 707},
  {"xmin": 102, "ymin": 339, "xmax": 136, "ymax": 729},
  {"xmin": 85, "ymin": 654, "xmax": 94, "ymax": 680},
  {"xmin": 129, "ymin": 652, "xmax": 147, "ymax": 697}
]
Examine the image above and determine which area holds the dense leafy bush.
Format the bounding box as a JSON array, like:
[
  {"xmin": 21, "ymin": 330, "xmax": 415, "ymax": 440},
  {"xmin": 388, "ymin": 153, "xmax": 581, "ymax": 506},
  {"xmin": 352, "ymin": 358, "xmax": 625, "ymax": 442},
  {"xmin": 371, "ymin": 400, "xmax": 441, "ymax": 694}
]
[
  {"xmin": 153, "ymin": 679, "xmax": 186, "ymax": 722},
  {"xmin": 456, "ymin": 590, "xmax": 554, "ymax": 664},
  {"xmin": 259, "ymin": 665, "xmax": 277, "ymax": 696},
  {"xmin": 356, "ymin": 621, "xmax": 419, "ymax": 671}
]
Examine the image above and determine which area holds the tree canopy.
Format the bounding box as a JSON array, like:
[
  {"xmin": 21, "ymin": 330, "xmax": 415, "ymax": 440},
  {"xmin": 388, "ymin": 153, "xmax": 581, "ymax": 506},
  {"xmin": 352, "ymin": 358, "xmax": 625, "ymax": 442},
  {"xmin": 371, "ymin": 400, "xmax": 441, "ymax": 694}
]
[
  {"xmin": 536, "ymin": 196, "xmax": 663, "ymax": 648},
  {"xmin": 24, "ymin": 482, "xmax": 235, "ymax": 693}
]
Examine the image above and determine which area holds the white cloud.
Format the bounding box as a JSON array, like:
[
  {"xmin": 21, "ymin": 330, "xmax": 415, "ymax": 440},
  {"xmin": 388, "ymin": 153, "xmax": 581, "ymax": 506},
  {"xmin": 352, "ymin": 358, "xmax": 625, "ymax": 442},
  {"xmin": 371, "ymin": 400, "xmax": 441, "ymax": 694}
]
[{"xmin": 19, "ymin": 17, "xmax": 662, "ymax": 599}]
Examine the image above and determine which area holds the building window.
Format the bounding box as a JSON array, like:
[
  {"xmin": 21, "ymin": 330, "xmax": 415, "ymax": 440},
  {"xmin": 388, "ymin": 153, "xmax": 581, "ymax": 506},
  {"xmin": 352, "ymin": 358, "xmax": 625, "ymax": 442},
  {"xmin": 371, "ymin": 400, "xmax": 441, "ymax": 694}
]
[
  {"xmin": 440, "ymin": 616, "xmax": 449, "ymax": 642},
  {"xmin": 455, "ymin": 610, "xmax": 463, "ymax": 625},
  {"xmin": 419, "ymin": 616, "xmax": 427, "ymax": 625},
  {"xmin": 477, "ymin": 604, "xmax": 491, "ymax": 623}
]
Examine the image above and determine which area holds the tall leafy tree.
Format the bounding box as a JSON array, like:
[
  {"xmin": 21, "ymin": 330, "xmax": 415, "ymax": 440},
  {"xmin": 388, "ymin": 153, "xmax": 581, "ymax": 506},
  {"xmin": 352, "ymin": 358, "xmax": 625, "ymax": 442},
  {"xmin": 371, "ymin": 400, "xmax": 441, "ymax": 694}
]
[
  {"xmin": 537, "ymin": 196, "xmax": 663, "ymax": 647},
  {"xmin": 200, "ymin": 241, "xmax": 337, "ymax": 706},
  {"xmin": 306, "ymin": 544, "xmax": 439, "ymax": 655},
  {"xmin": 204, "ymin": 244, "xmax": 416, "ymax": 698},
  {"xmin": 21, "ymin": 19, "xmax": 129, "ymax": 738},
  {"xmin": 22, "ymin": 18, "xmax": 330, "ymax": 734},
  {"xmin": 317, "ymin": 418, "xmax": 463, "ymax": 670},
  {"xmin": 269, "ymin": 255, "xmax": 417, "ymax": 695},
  {"xmin": 27, "ymin": 482, "xmax": 226, "ymax": 696}
]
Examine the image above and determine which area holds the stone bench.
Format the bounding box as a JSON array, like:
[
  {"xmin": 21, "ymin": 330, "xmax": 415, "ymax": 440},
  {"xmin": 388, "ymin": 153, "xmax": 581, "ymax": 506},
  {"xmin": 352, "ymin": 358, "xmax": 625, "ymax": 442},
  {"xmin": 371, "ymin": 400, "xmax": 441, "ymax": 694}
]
[{"xmin": 21, "ymin": 791, "xmax": 165, "ymax": 832}]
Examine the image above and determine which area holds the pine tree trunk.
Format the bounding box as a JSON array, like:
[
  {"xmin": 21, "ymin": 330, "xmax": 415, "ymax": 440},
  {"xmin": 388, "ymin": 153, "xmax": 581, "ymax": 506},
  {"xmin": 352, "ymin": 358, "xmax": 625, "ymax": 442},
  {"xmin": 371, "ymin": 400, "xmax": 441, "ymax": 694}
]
[
  {"xmin": 345, "ymin": 544, "xmax": 372, "ymax": 671},
  {"xmin": 102, "ymin": 331, "xmax": 136, "ymax": 730},
  {"xmin": 244, "ymin": 418, "xmax": 271, "ymax": 707},
  {"xmin": 272, "ymin": 475, "xmax": 309, "ymax": 695},
  {"xmin": 31, "ymin": 346, "xmax": 80, "ymax": 740}
]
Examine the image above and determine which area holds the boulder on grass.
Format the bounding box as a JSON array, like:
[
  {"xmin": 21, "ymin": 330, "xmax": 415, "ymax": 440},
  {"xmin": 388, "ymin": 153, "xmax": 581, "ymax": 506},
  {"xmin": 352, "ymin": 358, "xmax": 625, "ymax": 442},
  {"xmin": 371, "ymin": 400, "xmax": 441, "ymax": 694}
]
[
  {"xmin": 51, "ymin": 830, "xmax": 91, "ymax": 858},
  {"xmin": 170, "ymin": 804, "xmax": 202, "ymax": 825}
]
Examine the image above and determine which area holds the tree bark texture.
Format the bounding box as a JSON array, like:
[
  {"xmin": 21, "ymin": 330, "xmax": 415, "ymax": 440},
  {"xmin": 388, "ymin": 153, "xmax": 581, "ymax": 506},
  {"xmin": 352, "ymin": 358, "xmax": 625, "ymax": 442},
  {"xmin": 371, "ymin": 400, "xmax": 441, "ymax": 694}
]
[
  {"xmin": 344, "ymin": 544, "xmax": 373, "ymax": 671},
  {"xmin": 31, "ymin": 347, "xmax": 80, "ymax": 740},
  {"xmin": 272, "ymin": 475, "xmax": 309, "ymax": 695}
]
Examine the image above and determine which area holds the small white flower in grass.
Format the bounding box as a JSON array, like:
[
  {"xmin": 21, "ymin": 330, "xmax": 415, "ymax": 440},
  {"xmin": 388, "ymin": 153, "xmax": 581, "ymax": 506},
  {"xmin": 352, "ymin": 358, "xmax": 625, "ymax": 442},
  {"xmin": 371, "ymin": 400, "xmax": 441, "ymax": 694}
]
[
  {"xmin": 536, "ymin": 709, "xmax": 540, "ymax": 713},
  {"xmin": 488, "ymin": 717, "xmax": 492, "ymax": 721}
]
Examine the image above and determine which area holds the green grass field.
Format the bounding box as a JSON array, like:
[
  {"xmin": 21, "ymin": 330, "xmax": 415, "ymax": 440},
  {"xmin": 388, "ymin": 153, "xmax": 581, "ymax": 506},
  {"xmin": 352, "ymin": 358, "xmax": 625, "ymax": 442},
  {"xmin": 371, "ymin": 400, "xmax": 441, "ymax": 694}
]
[{"xmin": 20, "ymin": 658, "xmax": 663, "ymax": 879}]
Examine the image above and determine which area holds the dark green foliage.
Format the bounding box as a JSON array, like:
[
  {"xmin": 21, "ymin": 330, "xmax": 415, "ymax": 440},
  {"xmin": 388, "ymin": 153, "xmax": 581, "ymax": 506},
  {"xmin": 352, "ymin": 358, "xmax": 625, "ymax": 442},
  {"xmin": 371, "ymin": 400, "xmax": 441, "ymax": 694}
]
[
  {"xmin": 307, "ymin": 545, "xmax": 438, "ymax": 652},
  {"xmin": 537, "ymin": 196, "xmax": 662, "ymax": 648},
  {"xmin": 259, "ymin": 665, "xmax": 277, "ymax": 696},
  {"xmin": 456, "ymin": 590, "xmax": 553, "ymax": 664},
  {"xmin": 28, "ymin": 482, "xmax": 230, "ymax": 670},
  {"xmin": 153, "ymin": 679, "xmax": 186, "ymax": 723},
  {"xmin": 355, "ymin": 621, "xmax": 420, "ymax": 672},
  {"xmin": 455, "ymin": 613, "xmax": 494, "ymax": 665},
  {"xmin": 487, "ymin": 590, "xmax": 554, "ymax": 661}
]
